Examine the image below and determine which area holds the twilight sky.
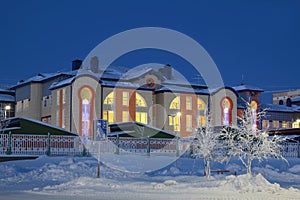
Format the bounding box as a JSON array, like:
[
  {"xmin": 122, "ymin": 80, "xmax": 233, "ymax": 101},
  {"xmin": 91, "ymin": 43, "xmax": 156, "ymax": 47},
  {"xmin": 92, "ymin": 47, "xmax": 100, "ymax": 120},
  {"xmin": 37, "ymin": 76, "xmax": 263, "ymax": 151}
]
[{"xmin": 0, "ymin": 0, "xmax": 299, "ymax": 102}]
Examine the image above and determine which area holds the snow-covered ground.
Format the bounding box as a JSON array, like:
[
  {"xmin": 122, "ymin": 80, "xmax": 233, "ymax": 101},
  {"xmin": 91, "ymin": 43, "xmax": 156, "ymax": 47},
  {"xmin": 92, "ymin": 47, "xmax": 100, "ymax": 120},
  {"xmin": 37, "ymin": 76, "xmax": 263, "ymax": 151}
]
[{"xmin": 0, "ymin": 154, "xmax": 300, "ymax": 200}]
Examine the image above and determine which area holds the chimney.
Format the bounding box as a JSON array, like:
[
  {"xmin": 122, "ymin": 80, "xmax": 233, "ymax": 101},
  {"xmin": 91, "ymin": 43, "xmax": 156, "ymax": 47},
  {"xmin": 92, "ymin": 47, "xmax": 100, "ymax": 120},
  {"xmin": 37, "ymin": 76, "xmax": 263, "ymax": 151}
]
[
  {"xmin": 159, "ymin": 64, "xmax": 172, "ymax": 79},
  {"xmin": 72, "ymin": 59, "xmax": 82, "ymax": 71},
  {"xmin": 90, "ymin": 56, "xmax": 99, "ymax": 73}
]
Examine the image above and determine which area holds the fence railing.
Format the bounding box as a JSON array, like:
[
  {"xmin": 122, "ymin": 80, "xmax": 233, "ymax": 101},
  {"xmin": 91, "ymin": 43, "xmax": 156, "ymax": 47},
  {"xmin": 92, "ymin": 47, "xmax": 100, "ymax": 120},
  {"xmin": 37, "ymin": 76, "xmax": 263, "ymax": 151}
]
[
  {"xmin": 1, "ymin": 134, "xmax": 299, "ymax": 158},
  {"xmin": 281, "ymin": 142, "xmax": 300, "ymax": 158},
  {"xmin": 108, "ymin": 137, "xmax": 181, "ymax": 154},
  {"xmin": 0, "ymin": 133, "xmax": 84, "ymax": 156}
]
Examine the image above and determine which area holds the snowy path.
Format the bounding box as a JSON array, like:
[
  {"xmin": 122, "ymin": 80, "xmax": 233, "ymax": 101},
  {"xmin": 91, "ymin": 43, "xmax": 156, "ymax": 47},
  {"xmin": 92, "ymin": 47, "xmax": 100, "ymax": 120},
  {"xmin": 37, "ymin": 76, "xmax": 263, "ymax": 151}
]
[{"xmin": 0, "ymin": 156, "xmax": 300, "ymax": 200}]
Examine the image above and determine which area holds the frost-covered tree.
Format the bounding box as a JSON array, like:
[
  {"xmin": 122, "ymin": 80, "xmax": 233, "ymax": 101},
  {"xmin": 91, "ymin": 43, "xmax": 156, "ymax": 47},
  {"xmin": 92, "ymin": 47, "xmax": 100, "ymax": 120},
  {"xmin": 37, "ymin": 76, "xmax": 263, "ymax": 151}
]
[
  {"xmin": 192, "ymin": 113, "xmax": 227, "ymax": 178},
  {"xmin": 223, "ymin": 103, "xmax": 286, "ymax": 174}
]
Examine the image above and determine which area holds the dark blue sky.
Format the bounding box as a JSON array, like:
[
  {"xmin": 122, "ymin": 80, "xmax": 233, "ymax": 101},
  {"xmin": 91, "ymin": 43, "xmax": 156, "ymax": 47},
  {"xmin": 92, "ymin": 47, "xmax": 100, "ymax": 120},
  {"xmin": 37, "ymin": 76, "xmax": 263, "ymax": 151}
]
[{"xmin": 1, "ymin": 0, "xmax": 299, "ymax": 101}]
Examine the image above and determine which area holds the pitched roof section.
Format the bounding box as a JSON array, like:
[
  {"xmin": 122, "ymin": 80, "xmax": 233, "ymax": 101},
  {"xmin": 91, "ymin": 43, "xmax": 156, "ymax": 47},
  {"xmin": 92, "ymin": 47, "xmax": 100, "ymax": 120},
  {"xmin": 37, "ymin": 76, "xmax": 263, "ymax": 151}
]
[
  {"xmin": 232, "ymin": 84, "xmax": 264, "ymax": 92},
  {"xmin": 261, "ymin": 103, "xmax": 300, "ymax": 113},
  {"xmin": 0, "ymin": 94, "xmax": 15, "ymax": 102},
  {"xmin": 1, "ymin": 116, "xmax": 77, "ymax": 135},
  {"xmin": 155, "ymin": 84, "xmax": 209, "ymax": 95},
  {"xmin": 291, "ymin": 96, "xmax": 300, "ymax": 102},
  {"xmin": 108, "ymin": 121, "xmax": 177, "ymax": 138},
  {"xmin": 49, "ymin": 76, "xmax": 76, "ymax": 90},
  {"xmin": 11, "ymin": 71, "xmax": 77, "ymax": 89}
]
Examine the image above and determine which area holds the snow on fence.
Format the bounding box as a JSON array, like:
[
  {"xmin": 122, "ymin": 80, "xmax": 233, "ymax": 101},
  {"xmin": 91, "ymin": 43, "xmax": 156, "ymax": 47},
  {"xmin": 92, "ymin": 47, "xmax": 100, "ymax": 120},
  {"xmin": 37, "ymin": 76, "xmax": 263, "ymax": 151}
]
[
  {"xmin": 0, "ymin": 133, "xmax": 83, "ymax": 156},
  {"xmin": 102, "ymin": 137, "xmax": 190, "ymax": 156},
  {"xmin": 281, "ymin": 142, "xmax": 300, "ymax": 158},
  {"xmin": 1, "ymin": 134, "xmax": 299, "ymax": 158}
]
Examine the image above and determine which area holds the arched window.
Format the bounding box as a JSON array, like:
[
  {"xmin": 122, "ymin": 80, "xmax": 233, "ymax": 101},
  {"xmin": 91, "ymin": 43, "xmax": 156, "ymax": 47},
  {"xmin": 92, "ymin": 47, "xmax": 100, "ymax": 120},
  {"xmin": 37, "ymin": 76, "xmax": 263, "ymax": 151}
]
[
  {"xmin": 103, "ymin": 91, "xmax": 115, "ymax": 123},
  {"xmin": 221, "ymin": 97, "xmax": 233, "ymax": 126},
  {"xmin": 104, "ymin": 92, "xmax": 114, "ymax": 105},
  {"xmin": 136, "ymin": 93, "xmax": 147, "ymax": 107},
  {"xmin": 79, "ymin": 86, "xmax": 94, "ymax": 138},
  {"xmin": 250, "ymin": 100, "xmax": 258, "ymax": 130},
  {"xmin": 170, "ymin": 96, "xmax": 180, "ymax": 109},
  {"xmin": 197, "ymin": 98, "xmax": 206, "ymax": 127},
  {"xmin": 82, "ymin": 99, "xmax": 90, "ymax": 138},
  {"xmin": 135, "ymin": 93, "xmax": 147, "ymax": 124}
]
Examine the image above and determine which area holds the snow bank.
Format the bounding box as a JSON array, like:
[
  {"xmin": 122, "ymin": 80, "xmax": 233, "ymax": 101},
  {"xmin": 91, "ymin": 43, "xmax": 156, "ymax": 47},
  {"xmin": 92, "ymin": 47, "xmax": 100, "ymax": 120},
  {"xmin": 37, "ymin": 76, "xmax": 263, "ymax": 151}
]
[
  {"xmin": 222, "ymin": 174, "xmax": 281, "ymax": 193},
  {"xmin": 0, "ymin": 156, "xmax": 299, "ymax": 199}
]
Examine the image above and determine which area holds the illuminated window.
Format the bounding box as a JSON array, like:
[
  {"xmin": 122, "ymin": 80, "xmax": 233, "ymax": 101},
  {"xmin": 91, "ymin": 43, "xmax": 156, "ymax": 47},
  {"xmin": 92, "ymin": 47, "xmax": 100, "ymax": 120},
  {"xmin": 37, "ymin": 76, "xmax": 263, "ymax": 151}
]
[
  {"xmin": 198, "ymin": 116, "xmax": 206, "ymax": 127},
  {"xmin": 273, "ymin": 120, "xmax": 279, "ymax": 128},
  {"xmin": 170, "ymin": 96, "xmax": 180, "ymax": 109},
  {"xmin": 186, "ymin": 115, "xmax": 192, "ymax": 132},
  {"xmin": 81, "ymin": 99, "xmax": 90, "ymax": 136},
  {"xmin": 122, "ymin": 92, "xmax": 129, "ymax": 106},
  {"xmin": 136, "ymin": 112, "xmax": 147, "ymax": 124},
  {"xmin": 104, "ymin": 92, "xmax": 114, "ymax": 104},
  {"xmin": 79, "ymin": 87, "xmax": 94, "ymax": 137},
  {"xmin": 103, "ymin": 110, "xmax": 114, "ymax": 123},
  {"xmin": 282, "ymin": 121, "xmax": 287, "ymax": 128},
  {"xmin": 221, "ymin": 98, "xmax": 232, "ymax": 126},
  {"xmin": 169, "ymin": 115, "xmax": 174, "ymax": 126},
  {"xmin": 186, "ymin": 96, "xmax": 192, "ymax": 110},
  {"xmin": 262, "ymin": 120, "xmax": 269, "ymax": 130},
  {"xmin": 198, "ymin": 98, "xmax": 205, "ymax": 110},
  {"xmin": 136, "ymin": 93, "xmax": 146, "ymax": 107},
  {"xmin": 292, "ymin": 120, "xmax": 300, "ymax": 128},
  {"xmin": 169, "ymin": 114, "xmax": 180, "ymax": 131},
  {"xmin": 122, "ymin": 111, "xmax": 129, "ymax": 122},
  {"xmin": 197, "ymin": 98, "xmax": 206, "ymax": 127}
]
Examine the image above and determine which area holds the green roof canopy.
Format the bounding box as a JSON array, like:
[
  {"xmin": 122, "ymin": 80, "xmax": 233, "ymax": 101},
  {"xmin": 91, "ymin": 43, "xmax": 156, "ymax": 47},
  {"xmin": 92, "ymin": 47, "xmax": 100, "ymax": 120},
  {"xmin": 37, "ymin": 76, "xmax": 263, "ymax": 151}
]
[
  {"xmin": 108, "ymin": 122, "xmax": 177, "ymax": 139},
  {"xmin": 1, "ymin": 117, "xmax": 76, "ymax": 136}
]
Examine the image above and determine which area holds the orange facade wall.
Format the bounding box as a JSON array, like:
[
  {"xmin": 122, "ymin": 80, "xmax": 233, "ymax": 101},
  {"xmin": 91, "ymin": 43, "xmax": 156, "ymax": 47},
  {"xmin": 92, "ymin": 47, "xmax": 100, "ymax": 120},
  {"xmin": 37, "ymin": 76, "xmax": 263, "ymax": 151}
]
[{"xmin": 115, "ymin": 88, "xmax": 136, "ymax": 122}]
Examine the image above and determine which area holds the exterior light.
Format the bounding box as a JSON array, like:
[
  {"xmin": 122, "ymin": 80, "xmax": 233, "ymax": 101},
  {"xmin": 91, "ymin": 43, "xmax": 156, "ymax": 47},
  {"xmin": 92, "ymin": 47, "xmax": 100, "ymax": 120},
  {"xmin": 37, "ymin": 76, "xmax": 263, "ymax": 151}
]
[
  {"xmin": 176, "ymin": 112, "xmax": 181, "ymax": 117},
  {"xmin": 4, "ymin": 105, "xmax": 11, "ymax": 119},
  {"xmin": 297, "ymin": 119, "xmax": 300, "ymax": 123}
]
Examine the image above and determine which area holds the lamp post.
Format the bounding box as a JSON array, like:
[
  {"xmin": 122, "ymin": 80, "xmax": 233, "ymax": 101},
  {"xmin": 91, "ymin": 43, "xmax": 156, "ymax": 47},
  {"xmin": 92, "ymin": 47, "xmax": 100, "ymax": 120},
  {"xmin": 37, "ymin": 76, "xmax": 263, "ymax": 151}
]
[
  {"xmin": 4, "ymin": 105, "xmax": 11, "ymax": 119},
  {"xmin": 176, "ymin": 112, "xmax": 181, "ymax": 136},
  {"xmin": 175, "ymin": 112, "xmax": 181, "ymax": 157}
]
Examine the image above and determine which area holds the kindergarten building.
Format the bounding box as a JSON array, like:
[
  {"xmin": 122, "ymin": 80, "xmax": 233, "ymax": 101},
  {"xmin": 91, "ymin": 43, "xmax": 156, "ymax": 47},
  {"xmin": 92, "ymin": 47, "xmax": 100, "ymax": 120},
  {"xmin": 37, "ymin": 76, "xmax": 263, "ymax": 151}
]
[
  {"xmin": 11, "ymin": 58, "xmax": 240, "ymax": 138},
  {"xmin": 9, "ymin": 58, "xmax": 300, "ymax": 139}
]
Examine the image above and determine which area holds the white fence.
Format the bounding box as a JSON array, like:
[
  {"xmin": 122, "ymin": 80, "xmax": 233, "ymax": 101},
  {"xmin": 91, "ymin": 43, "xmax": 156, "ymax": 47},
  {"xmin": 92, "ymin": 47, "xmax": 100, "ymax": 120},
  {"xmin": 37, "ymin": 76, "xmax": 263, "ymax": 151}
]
[
  {"xmin": 0, "ymin": 134, "xmax": 83, "ymax": 156},
  {"xmin": 281, "ymin": 142, "xmax": 300, "ymax": 158},
  {"xmin": 1, "ymin": 134, "xmax": 299, "ymax": 158}
]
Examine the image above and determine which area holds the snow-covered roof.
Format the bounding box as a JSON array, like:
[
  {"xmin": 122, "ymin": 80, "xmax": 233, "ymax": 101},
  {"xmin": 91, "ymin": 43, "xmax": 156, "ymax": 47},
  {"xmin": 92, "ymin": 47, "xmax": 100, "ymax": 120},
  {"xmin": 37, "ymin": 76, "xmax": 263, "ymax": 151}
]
[
  {"xmin": 49, "ymin": 76, "xmax": 76, "ymax": 90},
  {"xmin": 0, "ymin": 88, "xmax": 14, "ymax": 93},
  {"xmin": 291, "ymin": 96, "xmax": 300, "ymax": 102},
  {"xmin": 122, "ymin": 68, "xmax": 154, "ymax": 80},
  {"xmin": 101, "ymin": 80, "xmax": 141, "ymax": 88},
  {"xmin": 11, "ymin": 71, "xmax": 77, "ymax": 89},
  {"xmin": 232, "ymin": 84, "xmax": 264, "ymax": 92},
  {"xmin": 261, "ymin": 104, "xmax": 300, "ymax": 113},
  {"xmin": 155, "ymin": 84, "xmax": 209, "ymax": 94},
  {"xmin": 0, "ymin": 94, "xmax": 15, "ymax": 102}
]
